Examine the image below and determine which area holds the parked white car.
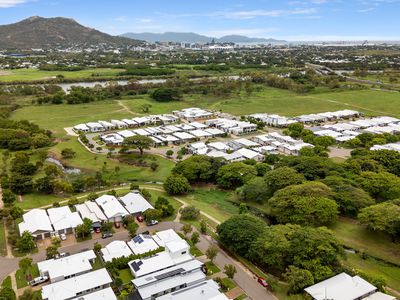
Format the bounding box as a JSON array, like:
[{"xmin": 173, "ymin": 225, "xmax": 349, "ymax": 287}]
[
  {"xmin": 60, "ymin": 233, "xmax": 67, "ymax": 241},
  {"xmin": 29, "ymin": 276, "xmax": 49, "ymax": 286}
]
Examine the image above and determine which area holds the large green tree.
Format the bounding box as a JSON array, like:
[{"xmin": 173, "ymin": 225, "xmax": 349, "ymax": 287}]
[
  {"xmin": 123, "ymin": 135, "xmax": 153, "ymax": 155},
  {"xmin": 164, "ymin": 174, "xmax": 191, "ymax": 195},
  {"xmin": 216, "ymin": 162, "xmax": 256, "ymax": 189}
]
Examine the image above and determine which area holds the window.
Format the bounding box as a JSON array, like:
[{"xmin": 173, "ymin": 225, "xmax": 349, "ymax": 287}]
[{"xmin": 181, "ymin": 251, "xmax": 187, "ymax": 255}]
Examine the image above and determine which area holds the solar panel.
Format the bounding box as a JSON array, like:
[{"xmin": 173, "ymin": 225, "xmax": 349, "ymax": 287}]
[
  {"xmin": 130, "ymin": 262, "xmax": 140, "ymax": 272},
  {"xmin": 154, "ymin": 268, "xmax": 185, "ymax": 281},
  {"xmin": 133, "ymin": 235, "xmax": 144, "ymax": 244}
]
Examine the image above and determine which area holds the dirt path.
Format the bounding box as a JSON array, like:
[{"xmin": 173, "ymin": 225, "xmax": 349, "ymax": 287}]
[
  {"xmin": 116, "ymin": 100, "xmax": 135, "ymax": 115},
  {"xmin": 4, "ymin": 222, "xmax": 13, "ymax": 258}
]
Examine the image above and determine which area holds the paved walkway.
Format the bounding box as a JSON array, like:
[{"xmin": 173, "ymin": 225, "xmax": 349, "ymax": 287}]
[{"xmin": 63, "ymin": 127, "xmax": 79, "ymax": 136}]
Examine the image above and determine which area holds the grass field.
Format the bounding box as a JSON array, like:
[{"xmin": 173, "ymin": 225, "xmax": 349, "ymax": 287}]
[
  {"xmin": 181, "ymin": 188, "xmax": 238, "ymax": 222},
  {"xmin": 0, "ymin": 68, "xmax": 124, "ymax": 82},
  {"xmin": 118, "ymin": 268, "xmax": 134, "ymax": 285},
  {"xmin": 0, "ymin": 222, "xmax": 7, "ymax": 256},
  {"xmin": 330, "ymin": 217, "xmax": 400, "ymax": 265},
  {"xmin": 15, "ymin": 264, "xmax": 40, "ymax": 289},
  {"xmin": 342, "ymin": 253, "xmax": 400, "ymax": 291},
  {"xmin": 120, "ymin": 87, "xmax": 400, "ymax": 118},
  {"xmin": 1, "ymin": 276, "xmax": 11, "ymax": 289}
]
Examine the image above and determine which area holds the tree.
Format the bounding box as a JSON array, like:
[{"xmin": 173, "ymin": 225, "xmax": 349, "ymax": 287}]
[
  {"xmin": 268, "ymin": 182, "xmax": 338, "ymax": 226},
  {"xmin": 19, "ymin": 257, "xmax": 33, "ymax": 278},
  {"xmin": 332, "ymin": 185, "xmax": 375, "ymax": 217},
  {"xmin": 216, "ymin": 162, "xmax": 257, "ymax": 189},
  {"xmin": 173, "ymin": 156, "xmax": 225, "ymax": 183},
  {"xmin": 357, "ymin": 171, "xmax": 400, "ymax": 201},
  {"xmin": 94, "ymin": 242, "xmax": 102, "ymax": 253},
  {"xmin": 164, "ymin": 175, "xmax": 191, "ymax": 195},
  {"xmin": 264, "ymin": 167, "xmax": 305, "ymax": 197},
  {"xmin": 123, "ymin": 135, "xmax": 153, "ymax": 155},
  {"xmin": 16, "ymin": 231, "xmax": 36, "ymax": 252},
  {"xmin": 87, "ymin": 192, "xmax": 98, "ymax": 201},
  {"xmin": 191, "ymin": 232, "xmax": 200, "ymax": 245},
  {"xmin": 155, "ymin": 196, "xmax": 175, "ymax": 217},
  {"xmin": 182, "ymin": 224, "xmax": 193, "ymax": 237},
  {"xmin": 224, "ymin": 264, "xmax": 237, "ymax": 279},
  {"xmin": 238, "ymin": 203, "xmax": 248, "ymax": 214},
  {"xmin": 44, "ymin": 164, "xmax": 61, "ymax": 177},
  {"xmin": 166, "ymin": 150, "xmax": 174, "ymax": 157},
  {"xmin": 313, "ymin": 136, "xmax": 335, "ymax": 149},
  {"xmin": 75, "ymin": 218, "xmax": 93, "ymax": 239},
  {"xmin": 9, "ymin": 205, "xmax": 24, "ymax": 219},
  {"xmin": 34, "ymin": 176, "xmax": 55, "ymax": 194},
  {"xmin": 127, "ymin": 222, "xmax": 139, "ymax": 238},
  {"xmin": 358, "ymin": 202, "xmax": 400, "ymax": 240},
  {"xmin": 284, "ymin": 266, "xmax": 315, "ymax": 294},
  {"xmin": 143, "ymin": 209, "xmax": 162, "ymax": 222},
  {"xmin": 217, "ymin": 215, "xmax": 266, "ymax": 256},
  {"xmin": 200, "ymin": 219, "xmax": 207, "ymax": 234},
  {"xmin": 61, "ymin": 148, "xmax": 76, "ymax": 159},
  {"xmin": 46, "ymin": 245, "xmax": 59, "ymax": 259},
  {"xmin": 206, "ymin": 245, "xmax": 219, "ymax": 262},
  {"xmin": 101, "ymin": 222, "xmax": 114, "ymax": 233},
  {"xmin": 2, "ymin": 189, "xmax": 16, "ymax": 205},
  {"xmin": 31, "ymin": 133, "xmax": 51, "ymax": 149},
  {"xmin": 151, "ymin": 87, "xmax": 182, "ymax": 102},
  {"xmin": 180, "ymin": 205, "xmax": 200, "ymax": 220},
  {"xmin": 19, "ymin": 288, "xmax": 39, "ymax": 300},
  {"xmin": 237, "ymin": 177, "xmax": 270, "ymax": 203},
  {"xmin": 0, "ymin": 287, "xmax": 16, "ymax": 300}
]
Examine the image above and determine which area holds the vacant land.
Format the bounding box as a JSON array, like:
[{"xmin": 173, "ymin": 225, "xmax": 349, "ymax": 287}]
[
  {"xmin": 121, "ymin": 87, "xmax": 400, "ymax": 117},
  {"xmin": 0, "ymin": 68, "xmax": 124, "ymax": 82}
]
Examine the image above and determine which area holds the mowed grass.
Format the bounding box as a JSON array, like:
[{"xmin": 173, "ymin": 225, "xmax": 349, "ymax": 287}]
[
  {"xmin": 343, "ymin": 253, "xmax": 400, "ymax": 291},
  {"xmin": 11, "ymin": 100, "xmax": 132, "ymax": 136},
  {"xmin": 181, "ymin": 188, "xmax": 238, "ymax": 223},
  {"xmin": 15, "ymin": 264, "xmax": 40, "ymax": 289},
  {"xmin": 0, "ymin": 222, "xmax": 7, "ymax": 256},
  {"xmin": 330, "ymin": 217, "xmax": 400, "ymax": 265},
  {"xmin": 120, "ymin": 87, "xmax": 400, "ymax": 117},
  {"xmin": 0, "ymin": 68, "xmax": 124, "ymax": 82}
]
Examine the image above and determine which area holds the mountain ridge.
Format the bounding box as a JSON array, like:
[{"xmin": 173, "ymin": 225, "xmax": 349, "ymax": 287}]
[
  {"xmin": 120, "ymin": 31, "xmax": 286, "ymax": 44},
  {"xmin": 0, "ymin": 16, "xmax": 143, "ymax": 49}
]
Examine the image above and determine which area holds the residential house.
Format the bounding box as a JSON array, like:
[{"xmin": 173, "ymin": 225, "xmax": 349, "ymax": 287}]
[
  {"xmin": 101, "ymin": 240, "xmax": 133, "ymax": 263},
  {"xmin": 127, "ymin": 234, "xmax": 160, "ymax": 255},
  {"xmin": 119, "ymin": 192, "xmax": 154, "ymax": 216},
  {"xmin": 47, "ymin": 206, "xmax": 83, "ymax": 235},
  {"xmin": 18, "ymin": 209, "xmax": 53, "ymax": 240},
  {"xmin": 95, "ymin": 195, "xmax": 129, "ymax": 223},
  {"xmin": 75, "ymin": 201, "xmax": 107, "ymax": 230}
]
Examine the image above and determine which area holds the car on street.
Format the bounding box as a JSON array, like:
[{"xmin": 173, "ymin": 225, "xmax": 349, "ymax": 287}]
[
  {"xmin": 136, "ymin": 215, "xmax": 144, "ymax": 222},
  {"xmin": 60, "ymin": 233, "xmax": 67, "ymax": 241},
  {"xmin": 257, "ymin": 277, "xmax": 269, "ymax": 288},
  {"xmin": 29, "ymin": 276, "xmax": 49, "ymax": 286},
  {"xmin": 146, "ymin": 220, "xmax": 159, "ymax": 226},
  {"xmin": 102, "ymin": 232, "xmax": 113, "ymax": 239}
]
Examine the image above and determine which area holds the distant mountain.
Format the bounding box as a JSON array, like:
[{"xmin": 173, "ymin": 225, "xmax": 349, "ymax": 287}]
[
  {"xmin": 0, "ymin": 16, "xmax": 143, "ymax": 49},
  {"xmin": 121, "ymin": 32, "xmax": 286, "ymax": 44}
]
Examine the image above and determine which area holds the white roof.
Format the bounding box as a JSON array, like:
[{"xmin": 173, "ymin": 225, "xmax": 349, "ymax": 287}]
[
  {"xmin": 156, "ymin": 280, "xmax": 229, "ymax": 300},
  {"xmin": 118, "ymin": 130, "xmax": 136, "ymax": 138},
  {"xmin": 71, "ymin": 287, "xmax": 117, "ymax": 300},
  {"xmin": 134, "ymin": 260, "xmax": 205, "ymax": 300},
  {"xmin": 75, "ymin": 201, "xmax": 107, "ymax": 223},
  {"xmin": 314, "ymin": 129, "xmax": 342, "ymax": 138},
  {"xmin": 205, "ymin": 128, "xmax": 225, "ymax": 136},
  {"xmin": 38, "ymin": 250, "xmax": 96, "ymax": 281},
  {"xmin": 41, "ymin": 268, "xmax": 112, "ymax": 300},
  {"xmin": 190, "ymin": 122, "xmax": 208, "ymax": 129},
  {"xmin": 206, "ymin": 150, "xmax": 227, "ymax": 158},
  {"xmin": 47, "ymin": 206, "xmax": 83, "ymax": 231},
  {"xmin": 98, "ymin": 120, "xmax": 114, "ymax": 127},
  {"xmin": 127, "ymin": 234, "xmax": 160, "ymax": 255},
  {"xmin": 119, "ymin": 192, "xmax": 154, "ymax": 214},
  {"xmin": 304, "ymin": 273, "xmax": 377, "ymax": 300},
  {"xmin": 101, "ymin": 240, "xmax": 133, "ymax": 262},
  {"xmin": 133, "ymin": 116, "xmax": 151, "ymax": 124},
  {"xmin": 173, "ymin": 132, "xmax": 195, "ymax": 140},
  {"xmin": 176, "ymin": 123, "xmax": 195, "ymax": 131},
  {"xmin": 122, "ymin": 119, "xmax": 137, "ymax": 125},
  {"xmin": 235, "ymin": 148, "xmax": 263, "ymax": 160},
  {"xmin": 235, "ymin": 138, "xmax": 259, "ymax": 147},
  {"xmin": 189, "ymin": 142, "xmax": 207, "ymax": 150},
  {"xmin": 207, "ymin": 142, "xmax": 232, "ymax": 152},
  {"xmin": 153, "ymin": 229, "xmax": 184, "ymax": 247},
  {"xmin": 133, "ymin": 128, "xmax": 151, "ymax": 136},
  {"xmin": 86, "ymin": 122, "xmax": 103, "ymax": 129},
  {"xmin": 19, "ymin": 209, "xmax": 53, "ymax": 236},
  {"xmin": 74, "ymin": 124, "xmax": 89, "ymax": 131},
  {"xmin": 95, "ymin": 195, "xmax": 129, "ymax": 219},
  {"xmin": 190, "ymin": 130, "xmax": 212, "ymax": 138},
  {"xmin": 111, "ymin": 119, "xmax": 127, "ymax": 126},
  {"xmin": 363, "ymin": 292, "xmax": 396, "ymax": 300},
  {"xmin": 223, "ymin": 151, "xmax": 244, "ymax": 161}
]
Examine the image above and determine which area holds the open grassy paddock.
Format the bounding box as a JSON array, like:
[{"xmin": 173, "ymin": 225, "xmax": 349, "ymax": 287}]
[{"xmin": 0, "ymin": 68, "xmax": 125, "ymax": 82}]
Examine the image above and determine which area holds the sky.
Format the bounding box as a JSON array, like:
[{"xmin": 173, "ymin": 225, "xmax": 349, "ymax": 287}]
[{"xmin": 0, "ymin": 0, "xmax": 399, "ymax": 41}]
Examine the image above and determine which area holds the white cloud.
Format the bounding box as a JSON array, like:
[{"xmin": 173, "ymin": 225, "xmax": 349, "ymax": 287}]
[
  {"xmin": 0, "ymin": 0, "xmax": 27, "ymax": 8},
  {"xmin": 215, "ymin": 8, "xmax": 317, "ymax": 19}
]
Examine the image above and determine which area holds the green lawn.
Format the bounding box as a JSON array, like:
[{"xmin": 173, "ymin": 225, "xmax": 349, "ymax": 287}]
[
  {"xmin": 120, "ymin": 87, "xmax": 400, "ymax": 118},
  {"xmin": 330, "ymin": 217, "xmax": 400, "ymax": 265},
  {"xmin": 0, "ymin": 68, "xmax": 124, "ymax": 82},
  {"xmin": 92, "ymin": 256, "xmax": 104, "ymax": 270},
  {"xmin": 181, "ymin": 188, "xmax": 238, "ymax": 223},
  {"xmin": 118, "ymin": 268, "xmax": 134, "ymax": 285},
  {"xmin": 15, "ymin": 264, "xmax": 40, "ymax": 289},
  {"xmin": 0, "ymin": 222, "xmax": 7, "ymax": 256},
  {"xmin": 1, "ymin": 276, "xmax": 11, "ymax": 289},
  {"xmin": 144, "ymin": 189, "xmax": 183, "ymax": 221},
  {"xmin": 205, "ymin": 261, "xmax": 221, "ymax": 275},
  {"xmin": 220, "ymin": 277, "xmax": 237, "ymax": 291},
  {"xmin": 342, "ymin": 253, "xmax": 400, "ymax": 291}
]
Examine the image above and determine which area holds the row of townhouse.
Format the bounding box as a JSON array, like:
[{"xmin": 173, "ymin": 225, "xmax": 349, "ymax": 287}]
[
  {"xmin": 73, "ymin": 114, "xmax": 179, "ymax": 133},
  {"xmin": 92, "ymin": 229, "xmax": 230, "ymax": 300},
  {"xmin": 186, "ymin": 132, "xmax": 313, "ymax": 161},
  {"xmin": 249, "ymin": 110, "xmax": 361, "ymax": 127},
  {"xmin": 172, "ymin": 107, "xmax": 215, "ymax": 121},
  {"xmin": 205, "ymin": 118, "xmax": 258, "ymax": 135},
  {"xmin": 371, "ymin": 142, "xmax": 400, "ymax": 152},
  {"xmin": 37, "ymin": 250, "xmax": 116, "ymax": 300},
  {"xmin": 18, "ymin": 191, "xmax": 153, "ymax": 240},
  {"xmin": 100, "ymin": 122, "xmax": 227, "ymax": 146},
  {"xmin": 311, "ymin": 116, "xmax": 400, "ymax": 143}
]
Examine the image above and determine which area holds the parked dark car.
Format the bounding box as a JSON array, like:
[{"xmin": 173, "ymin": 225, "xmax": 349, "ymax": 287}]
[
  {"xmin": 102, "ymin": 232, "xmax": 113, "ymax": 239},
  {"xmin": 136, "ymin": 215, "xmax": 144, "ymax": 222}
]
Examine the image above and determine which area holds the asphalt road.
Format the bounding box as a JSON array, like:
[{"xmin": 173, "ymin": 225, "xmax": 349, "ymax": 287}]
[{"xmin": 1, "ymin": 221, "xmax": 276, "ymax": 300}]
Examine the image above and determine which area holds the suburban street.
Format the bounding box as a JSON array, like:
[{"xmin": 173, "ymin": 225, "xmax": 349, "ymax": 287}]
[{"xmin": 1, "ymin": 221, "xmax": 276, "ymax": 300}]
